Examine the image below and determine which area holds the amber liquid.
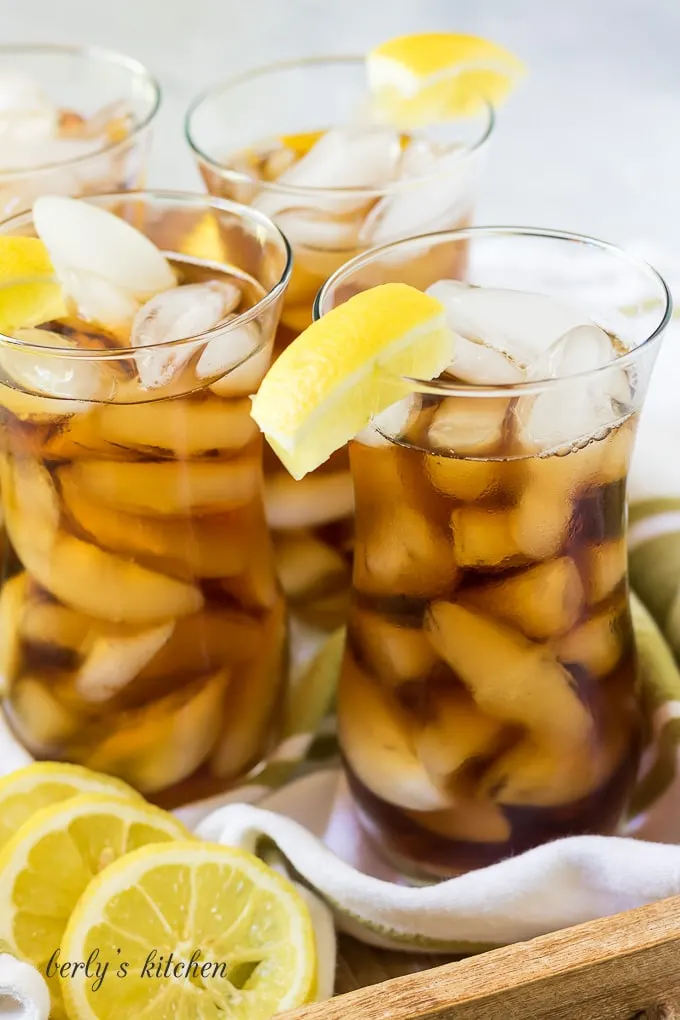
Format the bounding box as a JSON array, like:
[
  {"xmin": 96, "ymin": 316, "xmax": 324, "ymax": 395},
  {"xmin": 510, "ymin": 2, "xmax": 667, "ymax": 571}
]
[
  {"xmin": 0, "ymin": 257, "xmax": 287, "ymax": 807},
  {"xmin": 200, "ymin": 131, "xmax": 473, "ymax": 628},
  {"xmin": 339, "ymin": 408, "xmax": 642, "ymax": 879}
]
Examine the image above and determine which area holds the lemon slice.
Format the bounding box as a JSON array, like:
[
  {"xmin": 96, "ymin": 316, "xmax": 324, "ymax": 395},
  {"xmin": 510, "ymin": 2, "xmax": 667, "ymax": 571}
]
[
  {"xmin": 0, "ymin": 761, "xmax": 142, "ymax": 852},
  {"xmin": 0, "ymin": 237, "xmax": 68, "ymax": 333},
  {"xmin": 0, "ymin": 794, "xmax": 190, "ymax": 1018},
  {"xmin": 279, "ymin": 129, "xmax": 325, "ymax": 158},
  {"xmin": 61, "ymin": 841, "xmax": 316, "ymax": 1020},
  {"xmin": 367, "ymin": 32, "xmax": 526, "ymax": 124},
  {"xmin": 251, "ymin": 282, "xmax": 450, "ymax": 479}
]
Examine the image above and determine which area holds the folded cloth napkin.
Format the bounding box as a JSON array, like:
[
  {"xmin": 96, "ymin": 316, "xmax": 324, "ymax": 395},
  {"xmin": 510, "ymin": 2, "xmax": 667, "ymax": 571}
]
[
  {"xmin": 0, "ymin": 953, "xmax": 50, "ymax": 1020},
  {"xmin": 2, "ymin": 240, "xmax": 680, "ymax": 981}
]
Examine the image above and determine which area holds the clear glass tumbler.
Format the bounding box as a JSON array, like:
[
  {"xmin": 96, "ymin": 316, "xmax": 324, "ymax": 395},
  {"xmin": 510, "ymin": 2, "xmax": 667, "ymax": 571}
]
[
  {"xmin": 316, "ymin": 227, "xmax": 672, "ymax": 879},
  {"xmin": 0, "ymin": 44, "xmax": 160, "ymax": 220},
  {"xmin": 186, "ymin": 58, "xmax": 493, "ymax": 628},
  {"xmin": 0, "ymin": 191, "xmax": 291, "ymax": 808}
]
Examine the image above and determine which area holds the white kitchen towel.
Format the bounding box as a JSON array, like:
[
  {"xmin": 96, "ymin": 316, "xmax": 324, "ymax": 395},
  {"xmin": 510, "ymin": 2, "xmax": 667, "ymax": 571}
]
[
  {"xmin": 197, "ymin": 775, "xmax": 680, "ymax": 952},
  {"xmin": 0, "ymin": 954, "xmax": 50, "ymax": 1020}
]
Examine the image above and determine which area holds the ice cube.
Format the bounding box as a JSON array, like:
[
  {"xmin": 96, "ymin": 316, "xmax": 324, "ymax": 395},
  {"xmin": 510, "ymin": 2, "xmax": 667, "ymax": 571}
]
[
  {"xmin": 263, "ymin": 145, "xmax": 297, "ymax": 180},
  {"xmin": 95, "ymin": 396, "xmax": 257, "ymax": 457},
  {"xmin": 59, "ymin": 267, "xmax": 139, "ymax": 333},
  {"xmin": 337, "ymin": 654, "xmax": 451, "ymax": 811},
  {"xmin": 0, "ymin": 112, "xmax": 56, "ymax": 151},
  {"xmin": 463, "ymin": 556, "xmax": 584, "ymax": 640},
  {"xmin": 359, "ymin": 141, "xmax": 475, "ymax": 246},
  {"xmin": 519, "ymin": 324, "xmax": 624, "ymax": 450},
  {"xmin": 0, "ymin": 572, "xmax": 28, "ymax": 695},
  {"xmin": 8, "ymin": 677, "xmax": 80, "ymax": 755},
  {"xmin": 352, "ymin": 608, "xmax": 437, "ymax": 686},
  {"xmin": 0, "ymin": 379, "xmax": 77, "ymax": 424},
  {"xmin": 209, "ymin": 337, "xmax": 272, "ymax": 398},
  {"xmin": 1, "ymin": 328, "xmax": 116, "ymax": 405},
  {"xmin": 554, "ymin": 605, "xmax": 625, "ymax": 679},
  {"xmin": 356, "ymin": 504, "xmax": 459, "ymax": 598},
  {"xmin": 426, "ymin": 282, "xmax": 526, "ymax": 385},
  {"xmin": 0, "ymin": 134, "xmax": 101, "ymax": 169},
  {"xmin": 138, "ymin": 608, "xmax": 261, "ymax": 684},
  {"xmin": 254, "ymin": 127, "xmax": 401, "ymax": 218},
  {"xmin": 510, "ymin": 479, "xmax": 573, "ymax": 560},
  {"xmin": 75, "ymin": 622, "xmax": 175, "ymax": 702},
  {"xmin": 132, "ymin": 281, "xmax": 240, "ymax": 389},
  {"xmin": 274, "ymin": 533, "xmax": 349, "ymax": 602},
  {"xmin": 7, "ymin": 456, "xmax": 61, "ymax": 536},
  {"xmin": 222, "ymin": 539, "xmax": 281, "ymax": 613},
  {"xmin": 61, "ymin": 457, "xmax": 260, "ymax": 517},
  {"xmin": 356, "ymin": 395, "xmax": 419, "ymax": 448},
  {"xmin": 406, "ymin": 799, "xmax": 511, "ymax": 843},
  {"xmin": 60, "ymin": 471, "xmax": 248, "ymax": 580},
  {"xmin": 274, "ymin": 207, "xmax": 363, "ymax": 254},
  {"xmin": 86, "ymin": 669, "xmax": 227, "ymax": 793},
  {"xmin": 425, "ymin": 601, "xmax": 592, "ymax": 747},
  {"xmin": 415, "ymin": 687, "xmax": 502, "ymax": 783},
  {"xmin": 584, "ymin": 538, "xmax": 627, "ymax": 606},
  {"xmin": 427, "ymin": 397, "xmax": 509, "ymax": 455},
  {"xmin": 0, "ymin": 71, "xmax": 50, "ymax": 115},
  {"xmin": 196, "ymin": 318, "xmax": 262, "ymax": 382},
  {"xmin": 427, "ymin": 281, "xmax": 591, "ymax": 368},
  {"xmin": 480, "ymin": 737, "xmax": 600, "ymax": 808},
  {"xmin": 427, "ymin": 454, "xmax": 511, "ymax": 502},
  {"xmin": 0, "ymin": 72, "xmax": 56, "ymax": 152},
  {"xmin": 8, "ymin": 525, "xmax": 203, "ymax": 626},
  {"xmin": 33, "ymin": 195, "xmax": 176, "ymax": 300},
  {"xmin": 211, "ymin": 599, "xmax": 286, "ymax": 779},
  {"xmin": 264, "ymin": 472, "xmax": 354, "ymax": 529},
  {"xmin": 20, "ymin": 598, "xmax": 91, "ymax": 653},
  {"xmin": 450, "ymin": 507, "xmax": 525, "ymax": 569},
  {"xmin": 529, "ymin": 323, "xmax": 615, "ymax": 379}
]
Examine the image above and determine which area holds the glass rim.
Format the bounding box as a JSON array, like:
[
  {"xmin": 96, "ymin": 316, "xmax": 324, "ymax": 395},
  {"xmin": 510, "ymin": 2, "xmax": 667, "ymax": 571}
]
[
  {"xmin": 0, "ymin": 42, "xmax": 162, "ymax": 179},
  {"xmin": 314, "ymin": 224, "xmax": 674, "ymax": 397},
  {"xmin": 0, "ymin": 188, "xmax": 293, "ymax": 360},
  {"xmin": 184, "ymin": 54, "xmax": 495, "ymax": 200}
]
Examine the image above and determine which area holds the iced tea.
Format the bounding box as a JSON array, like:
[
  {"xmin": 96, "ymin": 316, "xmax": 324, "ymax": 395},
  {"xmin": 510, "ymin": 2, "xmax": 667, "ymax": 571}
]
[
  {"xmin": 318, "ymin": 228, "xmax": 671, "ymax": 878},
  {"xmin": 0, "ymin": 44, "xmax": 159, "ymax": 219},
  {"xmin": 0, "ymin": 193, "xmax": 291, "ymax": 807},
  {"xmin": 187, "ymin": 58, "xmax": 491, "ymax": 626}
]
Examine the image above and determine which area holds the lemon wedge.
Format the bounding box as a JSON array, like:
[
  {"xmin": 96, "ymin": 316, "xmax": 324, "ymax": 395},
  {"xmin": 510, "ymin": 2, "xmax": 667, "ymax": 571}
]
[
  {"xmin": 0, "ymin": 761, "xmax": 142, "ymax": 851},
  {"xmin": 61, "ymin": 841, "xmax": 316, "ymax": 1020},
  {"xmin": 0, "ymin": 237, "xmax": 68, "ymax": 333},
  {"xmin": 0, "ymin": 794, "xmax": 190, "ymax": 1018},
  {"xmin": 251, "ymin": 282, "xmax": 451, "ymax": 479},
  {"xmin": 367, "ymin": 32, "xmax": 526, "ymax": 124}
]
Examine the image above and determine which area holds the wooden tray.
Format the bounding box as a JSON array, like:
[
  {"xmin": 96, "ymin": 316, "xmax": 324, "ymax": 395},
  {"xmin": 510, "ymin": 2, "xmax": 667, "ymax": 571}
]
[{"xmin": 282, "ymin": 894, "xmax": 680, "ymax": 1020}]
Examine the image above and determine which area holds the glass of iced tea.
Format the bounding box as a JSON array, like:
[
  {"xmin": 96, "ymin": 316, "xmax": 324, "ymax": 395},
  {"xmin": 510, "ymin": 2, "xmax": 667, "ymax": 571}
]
[
  {"xmin": 0, "ymin": 44, "xmax": 160, "ymax": 220},
  {"xmin": 315, "ymin": 227, "xmax": 671, "ymax": 879},
  {"xmin": 0, "ymin": 191, "xmax": 291, "ymax": 807},
  {"xmin": 185, "ymin": 57, "xmax": 492, "ymax": 627}
]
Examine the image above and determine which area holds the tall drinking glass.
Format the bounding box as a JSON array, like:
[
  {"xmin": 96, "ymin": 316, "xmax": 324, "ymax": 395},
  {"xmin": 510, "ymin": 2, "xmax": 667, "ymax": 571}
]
[
  {"xmin": 0, "ymin": 192, "xmax": 291, "ymax": 808},
  {"xmin": 316, "ymin": 227, "xmax": 672, "ymax": 879},
  {"xmin": 0, "ymin": 44, "xmax": 161, "ymax": 220},
  {"xmin": 186, "ymin": 58, "xmax": 493, "ymax": 628}
]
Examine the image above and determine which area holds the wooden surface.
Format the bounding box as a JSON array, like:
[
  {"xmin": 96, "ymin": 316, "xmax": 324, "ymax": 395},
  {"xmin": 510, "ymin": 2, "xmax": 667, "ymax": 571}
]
[{"xmin": 283, "ymin": 894, "xmax": 680, "ymax": 1020}]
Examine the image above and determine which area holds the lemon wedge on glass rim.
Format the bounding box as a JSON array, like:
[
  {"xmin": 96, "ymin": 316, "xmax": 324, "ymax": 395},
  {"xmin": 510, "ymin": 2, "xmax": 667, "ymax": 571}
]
[
  {"xmin": 60, "ymin": 841, "xmax": 317, "ymax": 1020},
  {"xmin": 366, "ymin": 32, "xmax": 526, "ymax": 124},
  {"xmin": 251, "ymin": 282, "xmax": 451, "ymax": 480}
]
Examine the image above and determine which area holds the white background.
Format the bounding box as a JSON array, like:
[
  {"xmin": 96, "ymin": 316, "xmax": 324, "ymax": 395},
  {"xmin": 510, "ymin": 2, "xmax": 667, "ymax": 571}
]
[{"xmin": 2, "ymin": 0, "xmax": 679, "ymax": 249}]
